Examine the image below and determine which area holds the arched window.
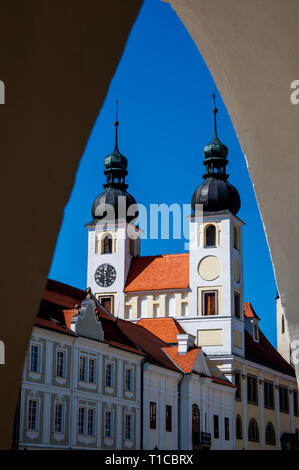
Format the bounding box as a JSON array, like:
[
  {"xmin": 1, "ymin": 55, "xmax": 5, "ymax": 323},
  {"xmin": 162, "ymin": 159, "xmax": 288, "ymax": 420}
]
[
  {"xmin": 205, "ymin": 225, "xmax": 216, "ymax": 247},
  {"xmin": 236, "ymin": 415, "xmax": 242, "ymax": 439},
  {"xmin": 248, "ymin": 418, "xmax": 259, "ymax": 442},
  {"xmin": 166, "ymin": 294, "xmax": 176, "ymax": 317},
  {"xmin": 103, "ymin": 234, "xmax": 113, "ymax": 254},
  {"xmin": 265, "ymin": 422, "xmax": 276, "ymax": 446},
  {"xmin": 233, "ymin": 226, "xmax": 239, "ymax": 250},
  {"xmin": 192, "ymin": 404, "xmax": 200, "ymax": 450},
  {"xmin": 282, "ymin": 314, "xmax": 285, "ymax": 334}
]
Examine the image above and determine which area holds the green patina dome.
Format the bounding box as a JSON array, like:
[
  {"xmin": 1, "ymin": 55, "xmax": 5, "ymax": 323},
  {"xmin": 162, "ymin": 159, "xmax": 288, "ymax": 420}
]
[
  {"xmin": 104, "ymin": 147, "xmax": 128, "ymax": 171},
  {"xmin": 204, "ymin": 134, "xmax": 228, "ymax": 160}
]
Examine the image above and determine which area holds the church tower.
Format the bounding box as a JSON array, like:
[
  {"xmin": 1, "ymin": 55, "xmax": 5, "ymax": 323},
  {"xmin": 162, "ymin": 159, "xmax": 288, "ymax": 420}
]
[
  {"xmin": 86, "ymin": 106, "xmax": 140, "ymax": 317},
  {"xmin": 180, "ymin": 96, "xmax": 245, "ymax": 358}
]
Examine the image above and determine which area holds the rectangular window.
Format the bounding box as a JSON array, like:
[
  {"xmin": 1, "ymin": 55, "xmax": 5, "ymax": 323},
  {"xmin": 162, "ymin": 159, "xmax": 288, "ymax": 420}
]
[
  {"xmin": 99, "ymin": 296, "xmax": 113, "ymax": 314},
  {"xmin": 56, "ymin": 350, "xmax": 65, "ymax": 378},
  {"xmin": 28, "ymin": 399, "xmax": 38, "ymax": 431},
  {"xmin": 54, "ymin": 402, "xmax": 64, "ymax": 433},
  {"xmin": 235, "ymin": 371, "xmax": 241, "ymax": 400},
  {"xmin": 202, "ymin": 291, "xmax": 217, "ymax": 316},
  {"xmin": 279, "ymin": 386, "xmax": 289, "ymax": 413},
  {"xmin": 247, "ymin": 375, "xmax": 258, "ymax": 404},
  {"xmin": 79, "ymin": 355, "xmax": 96, "ymax": 383},
  {"xmin": 105, "ymin": 362, "xmax": 114, "ymax": 388},
  {"xmin": 30, "ymin": 344, "xmax": 40, "ymax": 373},
  {"xmin": 88, "ymin": 358, "xmax": 95, "ymax": 383},
  {"xmin": 87, "ymin": 408, "xmax": 95, "ymax": 436},
  {"xmin": 104, "ymin": 410, "xmax": 113, "ymax": 438},
  {"xmin": 165, "ymin": 405, "xmax": 172, "ymax": 432},
  {"xmin": 264, "ymin": 381, "xmax": 274, "ymax": 409},
  {"xmin": 79, "ymin": 356, "xmax": 86, "ymax": 382},
  {"xmin": 150, "ymin": 402, "xmax": 157, "ymax": 429},
  {"xmin": 234, "ymin": 292, "xmax": 241, "ymax": 318},
  {"xmin": 125, "ymin": 413, "xmax": 133, "ymax": 441},
  {"xmin": 125, "ymin": 367, "xmax": 133, "ymax": 392},
  {"xmin": 78, "ymin": 406, "xmax": 95, "ymax": 436},
  {"xmin": 224, "ymin": 417, "xmax": 230, "ymax": 441},
  {"xmin": 294, "ymin": 391, "xmax": 299, "ymax": 417},
  {"xmin": 213, "ymin": 415, "xmax": 219, "ymax": 439},
  {"xmin": 78, "ymin": 407, "xmax": 85, "ymax": 435}
]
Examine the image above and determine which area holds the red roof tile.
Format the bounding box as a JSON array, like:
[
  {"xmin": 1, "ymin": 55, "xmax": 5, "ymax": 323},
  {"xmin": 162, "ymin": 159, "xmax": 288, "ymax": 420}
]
[
  {"xmin": 124, "ymin": 254, "xmax": 189, "ymax": 292},
  {"xmin": 137, "ymin": 318, "xmax": 187, "ymax": 344},
  {"xmin": 43, "ymin": 279, "xmax": 86, "ymax": 309},
  {"xmin": 35, "ymin": 317, "xmax": 75, "ymax": 336},
  {"xmin": 245, "ymin": 329, "xmax": 295, "ymax": 377},
  {"xmin": 162, "ymin": 346, "xmax": 200, "ymax": 373},
  {"xmin": 244, "ymin": 302, "xmax": 260, "ymax": 320},
  {"xmin": 116, "ymin": 318, "xmax": 181, "ymax": 372},
  {"xmin": 211, "ymin": 377, "xmax": 237, "ymax": 388}
]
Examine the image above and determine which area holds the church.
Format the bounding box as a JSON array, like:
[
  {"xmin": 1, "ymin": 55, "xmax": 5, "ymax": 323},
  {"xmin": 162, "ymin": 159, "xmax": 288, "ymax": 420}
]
[{"xmin": 16, "ymin": 103, "xmax": 299, "ymax": 450}]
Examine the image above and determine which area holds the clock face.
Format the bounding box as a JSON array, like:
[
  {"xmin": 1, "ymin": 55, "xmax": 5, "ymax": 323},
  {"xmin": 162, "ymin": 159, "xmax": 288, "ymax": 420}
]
[{"xmin": 94, "ymin": 263, "xmax": 116, "ymax": 288}]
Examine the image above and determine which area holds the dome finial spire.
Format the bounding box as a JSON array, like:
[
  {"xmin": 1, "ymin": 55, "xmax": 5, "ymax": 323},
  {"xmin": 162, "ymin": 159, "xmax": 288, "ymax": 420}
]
[
  {"xmin": 212, "ymin": 90, "xmax": 218, "ymax": 136},
  {"xmin": 114, "ymin": 99, "xmax": 119, "ymax": 150}
]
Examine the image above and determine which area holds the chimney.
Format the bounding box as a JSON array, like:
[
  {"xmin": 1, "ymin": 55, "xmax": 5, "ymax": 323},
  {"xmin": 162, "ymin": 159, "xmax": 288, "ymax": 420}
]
[{"xmin": 177, "ymin": 333, "xmax": 196, "ymax": 355}]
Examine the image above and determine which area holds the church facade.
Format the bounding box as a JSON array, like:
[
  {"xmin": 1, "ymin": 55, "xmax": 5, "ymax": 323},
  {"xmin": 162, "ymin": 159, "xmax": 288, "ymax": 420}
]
[{"xmin": 16, "ymin": 103, "xmax": 299, "ymax": 450}]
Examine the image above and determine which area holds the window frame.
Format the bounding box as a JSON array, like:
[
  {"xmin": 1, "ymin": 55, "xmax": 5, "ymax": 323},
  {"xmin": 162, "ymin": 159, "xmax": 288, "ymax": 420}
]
[
  {"xmin": 27, "ymin": 397, "xmax": 39, "ymax": 432},
  {"xmin": 294, "ymin": 391, "xmax": 299, "ymax": 417},
  {"xmin": 54, "ymin": 401, "xmax": 65, "ymax": 434},
  {"xmin": 79, "ymin": 353, "xmax": 96, "ymax": 384},
  {"xmin": 165, "ymin": 405, "xmax": 172, "ymax": 432},
  {"xmin": 204, "ymin": 224, "xmax": 217, "ymax": 248},
  {"xmin": 98, "ymin": 295, "xmax": 114, "ymax": 314},
  {"xmin": 78, "ymin": 405, "xmax": 96, "ymax": 437},
  {"xmin": 56, "ymin": 348, "xmax": 66, "ymax": 378},
  {"xmin": 234, "ymin": 291, "xmax": 241, "ymax": 318},
  {"xmin": 105, "ymin": 360, "xmax": 114, "ymax": 388},
  {"xmin": 213, "ymin": 414, "xmax": 219, "ymax": 439},
  {"xmin": 202, "ymin": 290, "xmax": 218, "ymax": 316},
  {"xmin": 224, "ymin": 417, "xmax": 230, "ymax": 441},
  {"xmin": 124, "ymin": 413, "xmax": 134, "ymax": 441},
  {"xmin": 30, "ymin": 342, "xmax": 41, "ymax": 374},
  {"xmin": 279, "ymin": 386, "xmax": 289, "ymax": 414},
  {"xmin": 247, "ymin": 375, "xmax": 258, "ymax": 405},
  {"xmin": 104, "ymin": 409, "xmax": 113, "ymax": 439},
  {"xmin": 125, "ymin": 367, "xmax": 134, "ymax": 393},
  {"xmin": 150, "ymin": 402, "xmax": 157, "ymax": 430},
  {"xmin": 264, "ymin": 381, "xmax": 274, "ymax": 410},
  {"xmin": 236, "ymin": 414, "xmax": 242, "ymax": 440},
  {"xmin": 103, "ymin": 234, "xmax": 113, "ymax": 254},
  {"xmin": 235, "ymin": 371, "xmax": 241, "ymax": 400},
  {"xmin": 248, "ymin": 418, "xmax": 259, "ymax": 442},
  {"xmin": 265, "ymin": 422, "xmax": 276, "ymax": 446}
]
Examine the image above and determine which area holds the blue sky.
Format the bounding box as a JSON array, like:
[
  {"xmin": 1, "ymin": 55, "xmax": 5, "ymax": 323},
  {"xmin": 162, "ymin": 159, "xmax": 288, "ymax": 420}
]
[{"xmin": 49, "ymin": 0, "xmax": 277, "ymax": 346}]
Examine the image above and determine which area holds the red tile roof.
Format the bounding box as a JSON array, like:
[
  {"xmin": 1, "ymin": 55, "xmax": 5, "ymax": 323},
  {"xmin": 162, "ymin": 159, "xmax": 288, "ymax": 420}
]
[
  {"xmin": 211, "ymin": 377, "xmax": 237, "ymax": 389},
  {"xmin": 245, "ymin": 329, "xmax": 295, "ymax": 377},
  {"xmin": 43, "ymin": 279, "xmax": 86, "ymax": 308},
  {"xmin": 124, "ymin": 254, "xmax": 189, "ymax": 292},
  {"xmin": 35, "ymin": 317, "xmax": 75, "ymax": 336},
  {"xmin": 137, "ymin": 317, "xmax": 187, "ymax": 344},
  {"xmin": 162, "ymin": 346, "xmax": 200, "ymax": 373},
  {"xmin": 244, "ymin": 302, "xmax": 260, "ymax": 320},
  {"xmin": 116, "ymin": 318, "xmax": 181, "ymax": 372}
]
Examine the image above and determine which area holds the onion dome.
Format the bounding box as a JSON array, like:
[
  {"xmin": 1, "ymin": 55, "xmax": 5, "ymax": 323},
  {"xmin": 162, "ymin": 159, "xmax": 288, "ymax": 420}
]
[
  {"xmin": 90, "ymin": 102, "xmax": 138, "ymax": 224},
  {"xmin": 191, "ymin": 93, "xmax": 241, "ymax": 215}
]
